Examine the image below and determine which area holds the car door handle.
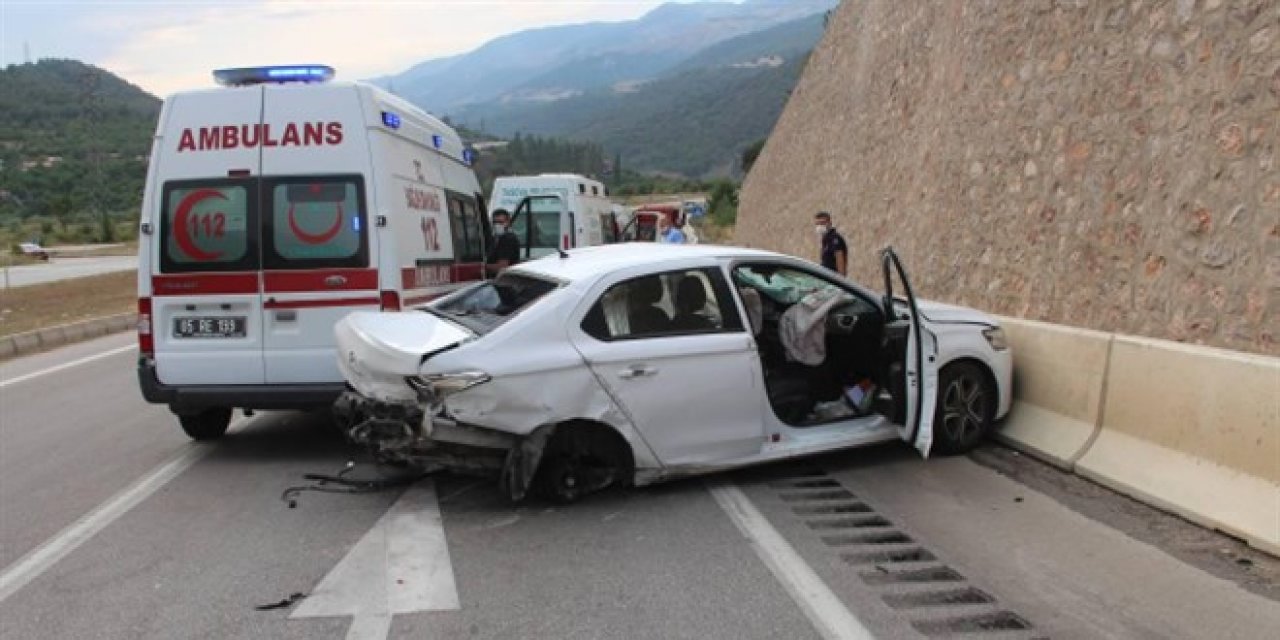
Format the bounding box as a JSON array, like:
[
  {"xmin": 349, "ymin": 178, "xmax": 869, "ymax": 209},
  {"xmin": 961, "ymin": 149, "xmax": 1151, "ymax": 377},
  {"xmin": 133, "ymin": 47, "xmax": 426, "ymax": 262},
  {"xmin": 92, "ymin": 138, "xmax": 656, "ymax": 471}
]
[{"xmin": 618, "ymin": 365, "xmax": 658, "ymax": 379}]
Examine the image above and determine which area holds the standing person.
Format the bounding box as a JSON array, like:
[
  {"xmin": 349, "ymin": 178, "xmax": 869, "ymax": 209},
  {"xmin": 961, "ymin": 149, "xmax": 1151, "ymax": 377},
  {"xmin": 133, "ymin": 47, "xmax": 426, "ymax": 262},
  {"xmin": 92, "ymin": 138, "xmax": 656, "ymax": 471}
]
[
  {"xmin": 814, "ymin": 211, "xmax": 848, "ymax": 275},
  {"xmin": 485, "ymin": 209, "xmax": 520, "ymax": 275},
  {"xmin": 657, "ymin": 216, "xmax": 686, "ymax": 244}
]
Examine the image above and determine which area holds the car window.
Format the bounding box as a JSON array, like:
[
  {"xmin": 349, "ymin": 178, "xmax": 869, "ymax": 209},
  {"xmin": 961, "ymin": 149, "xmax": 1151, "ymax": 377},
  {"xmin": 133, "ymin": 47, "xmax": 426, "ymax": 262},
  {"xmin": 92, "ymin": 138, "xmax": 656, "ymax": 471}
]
[
  {"xmin": 264, "ymin": 175, "xmax": 368, "ymax": 269},
  {"xmin": 429, "ymin": 272, "xmax": 559, "ymax": 334},
  {"xmin": 448, "ymin": 193, "xmax": 484, "ymax": 263},
  {"xmin": 732, "ymin": 264, "xmax": 845, "ymax": 305},
  {"xmin": 159, "ymin": 178, "xmax": 257, "ymax": 273},
  {"xmin": 581, "ymin": 267, "xmax": 743, "ymax": 341}
]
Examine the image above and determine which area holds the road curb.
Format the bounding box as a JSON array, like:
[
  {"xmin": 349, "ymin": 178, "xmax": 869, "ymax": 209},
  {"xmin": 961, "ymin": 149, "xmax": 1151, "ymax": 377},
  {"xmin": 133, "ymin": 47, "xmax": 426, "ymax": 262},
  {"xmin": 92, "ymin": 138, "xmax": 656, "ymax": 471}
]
[{"xmin": 0, "ymin": 312, "xmax": 136, "ymax": 361}]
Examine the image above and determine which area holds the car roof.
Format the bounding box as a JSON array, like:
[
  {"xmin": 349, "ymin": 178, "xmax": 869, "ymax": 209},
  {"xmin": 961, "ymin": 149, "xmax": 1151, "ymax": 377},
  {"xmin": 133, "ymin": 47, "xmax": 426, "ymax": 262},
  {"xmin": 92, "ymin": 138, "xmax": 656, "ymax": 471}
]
[{"xmin": 510, "ymin": 243, "xmax": 785, "ymax": 283}]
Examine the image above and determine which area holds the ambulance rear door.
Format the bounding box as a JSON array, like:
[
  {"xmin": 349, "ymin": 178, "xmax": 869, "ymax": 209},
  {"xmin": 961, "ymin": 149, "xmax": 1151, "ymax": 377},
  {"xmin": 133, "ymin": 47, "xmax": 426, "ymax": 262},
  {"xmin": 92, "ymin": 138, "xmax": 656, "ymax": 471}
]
[
  {"xmin": 151, "ymin": 88, "xmax": 267, "ymax": 386},
  {"xmin": 259, "ymin": 84, "xmax": 376, "ymax": 384}
]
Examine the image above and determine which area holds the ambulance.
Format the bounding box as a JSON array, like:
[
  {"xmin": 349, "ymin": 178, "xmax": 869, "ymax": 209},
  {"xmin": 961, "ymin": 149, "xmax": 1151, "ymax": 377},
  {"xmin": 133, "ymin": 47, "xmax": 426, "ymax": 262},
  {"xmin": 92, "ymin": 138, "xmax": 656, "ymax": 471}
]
[
  {"xmin": 135, "ymin": 64, "xmax": 510, "ymax": 440},
  {"xmin": 487, "ymin": 173, "xmax": 619, "ymax": 260}
]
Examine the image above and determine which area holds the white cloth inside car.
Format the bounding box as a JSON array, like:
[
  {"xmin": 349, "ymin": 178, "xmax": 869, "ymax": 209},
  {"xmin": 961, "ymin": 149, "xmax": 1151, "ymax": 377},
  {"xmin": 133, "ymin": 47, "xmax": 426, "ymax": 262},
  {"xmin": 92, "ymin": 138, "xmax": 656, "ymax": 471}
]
[{"xmin": 779, "ymin": 288, "xmax": 851, "ymax": 365}]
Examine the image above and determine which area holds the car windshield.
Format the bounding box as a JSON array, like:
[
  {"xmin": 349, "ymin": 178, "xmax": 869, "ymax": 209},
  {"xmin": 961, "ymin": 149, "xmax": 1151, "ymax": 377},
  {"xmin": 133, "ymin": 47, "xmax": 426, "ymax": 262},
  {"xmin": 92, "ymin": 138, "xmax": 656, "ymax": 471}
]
[
  {"xmin": 426, "ymin": 272, "xmax": 559, "ymax": 334},
  {"xmin": 733, "ymin": 266, "xmax": 844, "ymax": 305}
]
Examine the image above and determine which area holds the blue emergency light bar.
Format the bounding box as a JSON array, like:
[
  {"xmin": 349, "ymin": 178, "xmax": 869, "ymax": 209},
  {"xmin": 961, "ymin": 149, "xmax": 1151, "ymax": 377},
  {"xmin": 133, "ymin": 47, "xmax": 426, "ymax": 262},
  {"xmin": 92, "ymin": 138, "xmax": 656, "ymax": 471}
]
[
  {"xmin": 382, "ymin": 111, "xmax": 402, "ymax": 129},
  {"xmin": 212, "ymin": 65, "xmax": 335, "ymax": 87},
  {"xmin": 462, "ymin": 148, "xmax": 476, "ymax": 166}
]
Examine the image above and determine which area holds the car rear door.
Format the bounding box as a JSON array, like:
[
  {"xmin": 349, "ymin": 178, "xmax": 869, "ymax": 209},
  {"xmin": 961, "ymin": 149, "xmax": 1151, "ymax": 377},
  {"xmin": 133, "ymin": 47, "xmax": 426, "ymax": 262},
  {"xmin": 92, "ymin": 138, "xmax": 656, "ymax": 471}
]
[
  {"xmin": 881, "ymin": 248, "xmax": 938, "ymax": 457},
  {"xmin": 151, "ymin": 89, "xmax": 266, "ymax": 385},
  {"xmin": 571, "ymin": 265, "xmax": 764, "ymax": 465},
  {"xmin": 259, "ymin": 84, "xmax": 377, "ymax": 384}
]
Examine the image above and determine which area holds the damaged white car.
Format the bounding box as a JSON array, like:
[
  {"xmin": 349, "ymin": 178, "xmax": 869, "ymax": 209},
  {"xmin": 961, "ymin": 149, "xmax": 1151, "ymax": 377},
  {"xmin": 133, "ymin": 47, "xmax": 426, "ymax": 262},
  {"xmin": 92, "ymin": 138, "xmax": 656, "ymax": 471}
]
[{"xmin": 332, "ymin": 244, "xmax": 1012, "ymax": 502}]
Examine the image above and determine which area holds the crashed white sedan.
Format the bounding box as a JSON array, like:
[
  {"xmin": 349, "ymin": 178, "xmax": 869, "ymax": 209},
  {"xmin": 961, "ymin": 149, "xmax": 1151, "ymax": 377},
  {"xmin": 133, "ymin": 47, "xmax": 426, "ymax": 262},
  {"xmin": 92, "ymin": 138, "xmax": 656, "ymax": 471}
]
[{"xmin": 333, "ymin": 244, "xmax": 1012, "ymax": 502}]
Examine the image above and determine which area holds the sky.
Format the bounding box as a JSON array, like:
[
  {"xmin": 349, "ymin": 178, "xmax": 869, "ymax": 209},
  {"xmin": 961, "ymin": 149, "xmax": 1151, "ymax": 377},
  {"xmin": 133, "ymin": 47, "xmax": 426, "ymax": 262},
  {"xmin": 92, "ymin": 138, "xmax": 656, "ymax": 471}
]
[{"xmin": 1, "ymin": 0, "xmax": 725, "ymax": 97}]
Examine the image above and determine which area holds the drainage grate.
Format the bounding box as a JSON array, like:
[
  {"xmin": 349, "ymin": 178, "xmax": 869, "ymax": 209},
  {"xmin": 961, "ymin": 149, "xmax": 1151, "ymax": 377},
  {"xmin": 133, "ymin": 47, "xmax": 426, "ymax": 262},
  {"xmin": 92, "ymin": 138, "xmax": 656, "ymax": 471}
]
[
  {"xmin": 791, "ymin": 502, "xmax": 873, "ymax": 515},
  {"xmin": 912, "ymin": 611, "xmax": 1034, "ymax": 636},
  {"xmin": 860, "ymin": 565, "xmax": 966, "ymax": 584},
  {"xmin": 822, "ymin": 530, "xmax": 914, "ymax": 546},
  {"xmin": 883, "ymin": 587, "xmax": 995, "ymax": 609},
  {"xmin": 806, "ymin": 515, "xmax": 893, "ymax": 530},
  {"xmin": 761, "ymin": 469, "xmax": 1041, "ymax": 638},
  {"xmin": 842, "ymin": 547, "xmax": 937, "ymax": 565},
  {"xmin": 779, "ymin": 489, "xmax": 857, "ymax": 502}
]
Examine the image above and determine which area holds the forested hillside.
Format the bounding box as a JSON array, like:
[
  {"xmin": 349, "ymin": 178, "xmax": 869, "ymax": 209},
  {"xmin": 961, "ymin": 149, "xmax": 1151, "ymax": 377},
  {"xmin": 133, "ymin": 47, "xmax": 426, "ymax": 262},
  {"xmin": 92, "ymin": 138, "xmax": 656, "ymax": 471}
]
[{"xmin": 0, "ymin": 59, "xmax": 160, "ymax": 227}]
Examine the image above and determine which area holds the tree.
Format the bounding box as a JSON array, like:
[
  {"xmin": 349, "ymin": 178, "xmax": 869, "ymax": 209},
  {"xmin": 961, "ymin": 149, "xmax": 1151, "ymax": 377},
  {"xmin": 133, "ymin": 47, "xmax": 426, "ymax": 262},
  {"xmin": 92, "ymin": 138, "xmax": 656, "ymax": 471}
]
[
  {"xmin": 707, "ymin": 180, "xmax": 739, "ymax": 226},
  {"xmin": 741, "ymin": 138, "xmax": 766, "ymax": 175}
]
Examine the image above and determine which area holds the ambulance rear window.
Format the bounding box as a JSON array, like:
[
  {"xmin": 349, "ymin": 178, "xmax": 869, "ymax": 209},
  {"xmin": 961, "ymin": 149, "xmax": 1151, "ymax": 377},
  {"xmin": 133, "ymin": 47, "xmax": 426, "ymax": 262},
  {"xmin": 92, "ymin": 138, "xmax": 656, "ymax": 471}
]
[
  {"xmin": 265, "ymin": 175, "xmax": 368, "ymax": 269},
  {"xmin": 159, "ymin": 179, "xmax": 256, "ymax": 273}
]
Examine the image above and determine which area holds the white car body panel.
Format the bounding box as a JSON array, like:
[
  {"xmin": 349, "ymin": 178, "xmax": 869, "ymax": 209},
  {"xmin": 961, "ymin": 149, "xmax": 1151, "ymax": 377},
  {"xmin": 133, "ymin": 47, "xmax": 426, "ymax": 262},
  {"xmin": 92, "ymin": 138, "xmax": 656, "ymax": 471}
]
[{"xmin": 332, "ymin": 243, "xmax": 1011, "ymax": 492}]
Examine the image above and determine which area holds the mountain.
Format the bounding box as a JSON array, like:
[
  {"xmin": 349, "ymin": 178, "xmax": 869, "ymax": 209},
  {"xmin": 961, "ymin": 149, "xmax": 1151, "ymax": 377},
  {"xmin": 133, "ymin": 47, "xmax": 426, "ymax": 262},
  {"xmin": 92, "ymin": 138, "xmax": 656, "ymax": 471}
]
[
  {"xmin": 451, "ymin": 9, "xmax": 832, "ymax": 178},
  {"xmin": 375, "ymin": 0, "xmax": 837, "ymax": 113},
  {"xmin": 0, "ymin": 59, "xmax": 160, "ymax": 221}
]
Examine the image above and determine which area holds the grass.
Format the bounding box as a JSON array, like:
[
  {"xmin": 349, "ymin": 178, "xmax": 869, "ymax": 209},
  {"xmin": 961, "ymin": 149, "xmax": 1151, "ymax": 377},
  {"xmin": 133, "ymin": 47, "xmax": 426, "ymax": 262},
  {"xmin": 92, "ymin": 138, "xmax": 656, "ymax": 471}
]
[{"xmin": 0, "ymin": 270, "xmax": 136, "ymax": 337}]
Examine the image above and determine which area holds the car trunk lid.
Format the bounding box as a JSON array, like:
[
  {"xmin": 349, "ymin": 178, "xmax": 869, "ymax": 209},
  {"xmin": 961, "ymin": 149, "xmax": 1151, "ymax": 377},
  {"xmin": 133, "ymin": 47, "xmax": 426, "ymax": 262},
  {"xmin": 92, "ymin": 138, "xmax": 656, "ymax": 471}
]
[{"xmin": 334, "ymin": 310, "xmax": 474, "ymax": 400}]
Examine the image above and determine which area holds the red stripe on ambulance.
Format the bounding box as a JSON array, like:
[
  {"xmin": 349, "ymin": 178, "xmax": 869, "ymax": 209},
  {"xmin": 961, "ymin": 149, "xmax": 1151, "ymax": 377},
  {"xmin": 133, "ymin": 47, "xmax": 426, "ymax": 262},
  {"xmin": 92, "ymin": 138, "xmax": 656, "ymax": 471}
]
[
  {"xmin": 264, "ymin": 268, "xmax": 377, "ymax": 293},
  {"xmin": 152, "ymin": 273, "xmax": 258, "ymax": 296}
]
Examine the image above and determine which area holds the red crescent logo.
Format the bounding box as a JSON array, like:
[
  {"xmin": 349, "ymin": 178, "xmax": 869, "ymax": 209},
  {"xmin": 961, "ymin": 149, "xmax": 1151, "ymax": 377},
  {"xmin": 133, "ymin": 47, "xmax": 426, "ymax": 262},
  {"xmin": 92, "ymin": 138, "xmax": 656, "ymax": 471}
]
[
  {"xmin": 288, "ymin": 203, "xmax": 344, "ymax": 245},
  {"xmin": 173, "ymin": 189, "xmax": 226, "ymax": 261}
]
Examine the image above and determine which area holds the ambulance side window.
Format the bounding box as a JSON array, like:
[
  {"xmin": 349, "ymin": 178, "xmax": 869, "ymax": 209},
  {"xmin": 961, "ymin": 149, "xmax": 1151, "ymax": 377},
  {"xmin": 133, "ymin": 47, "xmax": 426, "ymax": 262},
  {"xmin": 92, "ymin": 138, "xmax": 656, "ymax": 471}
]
[
  {"xmin": 264, "ymin": 175, "xmax": 369, "ymax": 269},
  {"xmin": 159, "ymin": 179, "xmax": 257, "ymax": 273},
  {"xmin": 447, "ymin": 193, "xmax": 483, "ymax": 263}
]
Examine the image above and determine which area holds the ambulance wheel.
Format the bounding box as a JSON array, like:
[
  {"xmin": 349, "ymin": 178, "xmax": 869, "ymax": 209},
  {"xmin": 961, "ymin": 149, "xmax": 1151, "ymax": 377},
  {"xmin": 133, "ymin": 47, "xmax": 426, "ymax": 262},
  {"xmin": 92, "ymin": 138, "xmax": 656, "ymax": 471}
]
[{"xmin": 178, "ymin": 408, "xmax": 232, "ymax": 441}]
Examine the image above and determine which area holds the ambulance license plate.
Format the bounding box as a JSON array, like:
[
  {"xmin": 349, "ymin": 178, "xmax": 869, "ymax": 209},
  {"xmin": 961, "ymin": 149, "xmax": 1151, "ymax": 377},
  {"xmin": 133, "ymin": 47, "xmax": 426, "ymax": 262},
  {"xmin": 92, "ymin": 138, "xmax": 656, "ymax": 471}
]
[{"xmin": 173, "ymin": 316, "xmax": 246, "ymax": 338}]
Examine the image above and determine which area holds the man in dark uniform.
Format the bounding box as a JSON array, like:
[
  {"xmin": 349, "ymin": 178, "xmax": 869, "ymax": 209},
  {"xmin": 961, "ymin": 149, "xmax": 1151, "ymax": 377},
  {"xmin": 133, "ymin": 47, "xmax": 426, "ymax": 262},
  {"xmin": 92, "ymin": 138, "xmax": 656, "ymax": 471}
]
[
  {"xmin": 815, "ymin": 211, "xmax": 848, "ymax": 275},
  {"xmin": 486, "ymin": 209, "xmax": 521, "ymax": 275}
]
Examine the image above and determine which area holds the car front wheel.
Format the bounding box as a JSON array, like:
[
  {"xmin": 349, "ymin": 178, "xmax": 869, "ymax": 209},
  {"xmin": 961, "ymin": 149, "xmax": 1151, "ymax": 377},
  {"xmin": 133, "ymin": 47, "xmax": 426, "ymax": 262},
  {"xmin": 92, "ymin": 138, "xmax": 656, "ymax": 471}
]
[
  {"xmin": 932, "ymin": 361, "xmax": 994, "ymax": 455},
  {"xmin": 178, "ymin": 408, "xmax": 232, "ymax": 441}
]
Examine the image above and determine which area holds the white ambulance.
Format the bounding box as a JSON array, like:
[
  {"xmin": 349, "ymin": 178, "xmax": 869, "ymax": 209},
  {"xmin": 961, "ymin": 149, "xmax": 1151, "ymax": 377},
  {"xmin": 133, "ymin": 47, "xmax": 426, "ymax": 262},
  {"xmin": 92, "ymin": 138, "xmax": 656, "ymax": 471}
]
[
  {"xmin": 136, "ymin": 64, "xmax": 505, "ymax": 440},
  {"xmin": 488, "ymin": 173, "xmax": 619, "ymax": 260}
]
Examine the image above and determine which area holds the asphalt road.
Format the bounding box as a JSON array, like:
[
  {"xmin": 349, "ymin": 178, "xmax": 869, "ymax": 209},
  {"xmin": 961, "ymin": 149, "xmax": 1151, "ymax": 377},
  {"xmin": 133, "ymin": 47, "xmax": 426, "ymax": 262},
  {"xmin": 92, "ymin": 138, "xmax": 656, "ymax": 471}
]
[
  {"xmin": 1, "ymin": 333, "xmax": 1277, "ymax": 639},
  {"xmin": 1, "ymin": 255, "xmax": 137, "ymax": 288}
]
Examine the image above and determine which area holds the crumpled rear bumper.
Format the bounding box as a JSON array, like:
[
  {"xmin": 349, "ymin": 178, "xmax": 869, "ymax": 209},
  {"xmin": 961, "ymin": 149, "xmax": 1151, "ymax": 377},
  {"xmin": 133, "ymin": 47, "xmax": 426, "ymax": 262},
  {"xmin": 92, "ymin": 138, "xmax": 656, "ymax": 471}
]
[{"xmin": 332, "ymin": 390, "xmax": 516, "ymax": 477}]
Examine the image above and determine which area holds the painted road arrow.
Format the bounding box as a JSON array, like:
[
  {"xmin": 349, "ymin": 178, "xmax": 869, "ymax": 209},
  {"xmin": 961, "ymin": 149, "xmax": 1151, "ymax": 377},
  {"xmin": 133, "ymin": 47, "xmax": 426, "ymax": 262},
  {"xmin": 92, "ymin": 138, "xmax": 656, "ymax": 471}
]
[{"xmin": 291, "ymin": 480, "xmax": 459, "ymax": 639}]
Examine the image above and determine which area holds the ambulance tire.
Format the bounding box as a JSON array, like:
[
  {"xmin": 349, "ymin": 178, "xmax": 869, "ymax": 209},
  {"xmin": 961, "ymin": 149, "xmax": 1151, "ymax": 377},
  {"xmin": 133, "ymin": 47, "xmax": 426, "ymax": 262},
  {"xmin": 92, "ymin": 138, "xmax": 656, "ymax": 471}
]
[{"xmin": 179, "ymin": 408, "xmax": 232, "ymax": 441}]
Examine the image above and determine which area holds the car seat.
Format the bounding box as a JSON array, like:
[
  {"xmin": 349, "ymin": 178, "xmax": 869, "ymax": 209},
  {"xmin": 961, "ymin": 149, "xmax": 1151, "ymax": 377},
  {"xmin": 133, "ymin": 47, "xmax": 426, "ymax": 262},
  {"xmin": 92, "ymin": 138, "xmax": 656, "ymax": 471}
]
[
  {"xmin": 628, "ymin": 276, "xmax": 670, "ymax": 334},
  {"xmin": 671, "ymin": 276, "xmax": 715, "ymax": 331}
]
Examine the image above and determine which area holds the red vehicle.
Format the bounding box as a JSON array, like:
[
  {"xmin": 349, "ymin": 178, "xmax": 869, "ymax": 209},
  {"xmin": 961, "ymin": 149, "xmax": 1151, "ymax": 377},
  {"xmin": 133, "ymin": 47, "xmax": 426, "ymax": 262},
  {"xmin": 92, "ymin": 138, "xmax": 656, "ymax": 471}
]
[{"xmin": 621, "ymin": 204, "xmax": 684, "ymax": 242}]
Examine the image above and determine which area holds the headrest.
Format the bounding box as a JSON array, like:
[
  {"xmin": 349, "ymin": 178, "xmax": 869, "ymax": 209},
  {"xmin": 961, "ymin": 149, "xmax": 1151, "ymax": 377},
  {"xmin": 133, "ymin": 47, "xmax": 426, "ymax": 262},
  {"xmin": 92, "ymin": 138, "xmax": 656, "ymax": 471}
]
[
  {"xmin": 676, "ymin": 276, "xmax": 707, "ymax": 313},
  {"xmin": 630, "ymin": 276, "xmax": 664, "ymax": 306}
]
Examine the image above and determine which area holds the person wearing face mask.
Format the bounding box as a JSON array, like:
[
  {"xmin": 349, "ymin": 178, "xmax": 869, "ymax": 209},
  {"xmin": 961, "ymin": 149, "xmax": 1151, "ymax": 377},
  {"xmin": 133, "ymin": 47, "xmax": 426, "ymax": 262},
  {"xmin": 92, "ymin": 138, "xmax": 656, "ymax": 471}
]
[
  {"xmin": 814, "ymin": 211, "xmax": 847, "ymax": 275},
  {"xmin": 485, "ymin": 208, "xmax": 521, "ymax": 275}
]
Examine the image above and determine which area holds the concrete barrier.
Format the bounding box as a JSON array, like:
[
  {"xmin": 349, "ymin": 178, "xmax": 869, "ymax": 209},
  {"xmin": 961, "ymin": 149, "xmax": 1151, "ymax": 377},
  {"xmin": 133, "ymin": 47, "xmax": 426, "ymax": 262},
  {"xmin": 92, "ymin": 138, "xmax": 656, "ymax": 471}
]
[
  {"xmin": 0, "ymin": 312, "xmax": 136, "ymax": 360},
  {"xmin": 1074, "ymin": 336, "xmax": 1280, "ymax": 556},
  {"xmin": 993, "ymin": 317, "xmax": 1112, "ymax": 470}
]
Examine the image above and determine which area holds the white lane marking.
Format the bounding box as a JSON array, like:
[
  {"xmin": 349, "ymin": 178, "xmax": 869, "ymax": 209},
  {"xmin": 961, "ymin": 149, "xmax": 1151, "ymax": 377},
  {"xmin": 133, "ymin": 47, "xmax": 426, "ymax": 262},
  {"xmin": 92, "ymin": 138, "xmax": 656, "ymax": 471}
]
[
  {"xmin": 707, "ymin": 479, "xmax": 876, "ymax": 640},
  {"xmin": 0, "ymin": 343, "xmax": 135, "ymax": 389},
  {"xmin": 291, "ymin": 480, "xmax": 458, "ymax": 640},
  {"xmin": 346, "ymin": 614, "xmax": 392, "ymax": 640},
  {"xmin": 0, "ymin": 421, "xmax": 239, "ymax": 602}
]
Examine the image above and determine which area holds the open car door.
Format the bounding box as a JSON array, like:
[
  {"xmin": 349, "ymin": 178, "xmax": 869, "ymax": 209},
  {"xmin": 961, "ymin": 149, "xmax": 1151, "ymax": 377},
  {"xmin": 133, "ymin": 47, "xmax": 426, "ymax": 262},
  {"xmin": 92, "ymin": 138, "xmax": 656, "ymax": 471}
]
[
  {"xmin": 881, "ymin": 247, "xmax": 938, "ymax": 457},
  {"xmin": 508, "ymin": 194, "xmax": 568, "ymax": 260}
]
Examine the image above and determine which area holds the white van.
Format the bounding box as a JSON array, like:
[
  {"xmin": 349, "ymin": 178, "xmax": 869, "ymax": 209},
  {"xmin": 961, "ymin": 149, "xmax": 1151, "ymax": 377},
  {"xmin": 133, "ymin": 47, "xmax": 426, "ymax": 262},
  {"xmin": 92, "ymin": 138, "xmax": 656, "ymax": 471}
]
[
  {"xmin": 488, "ymin": 173, "xmax": 618, "ymax": 260},
  {"xmin": 136, "ymin": 65, "xmax": 496, "ymax": 440}
]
